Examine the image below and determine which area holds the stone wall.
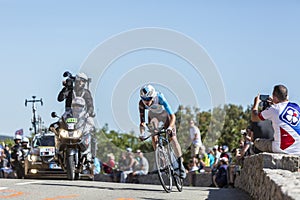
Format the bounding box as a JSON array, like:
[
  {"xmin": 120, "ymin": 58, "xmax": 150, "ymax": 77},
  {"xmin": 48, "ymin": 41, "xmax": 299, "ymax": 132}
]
[
  {"xmin": 94, "ymin": 171, "xmax": 212, "ymax": 187},
  {"xmin": 94, "ymin": 152, "xmax": 300, "ymax": 199},
  {"xmin": 235, "ymin": 153, "xmax": 300, "ymax": 200}
]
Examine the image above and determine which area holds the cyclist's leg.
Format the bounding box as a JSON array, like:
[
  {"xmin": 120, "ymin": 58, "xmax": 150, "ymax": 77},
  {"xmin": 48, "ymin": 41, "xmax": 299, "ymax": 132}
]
[
  {"xmin": 162, "ymin": 114, "xmax": 182, "ymax": 158},
  {"xmin": 148, "ymin": 114, "xmax": 159, "ymax": 150},
  {"xmin": 164, "ymin": 118, "xmax": 186, "ymax": 179},
  {"xmin": 151, "ymin": 136, "xmax": 158, "ymax": 150}
]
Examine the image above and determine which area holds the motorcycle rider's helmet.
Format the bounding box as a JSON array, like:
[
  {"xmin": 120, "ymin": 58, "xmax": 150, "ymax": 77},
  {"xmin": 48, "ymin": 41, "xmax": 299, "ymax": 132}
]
[
  {"xmin": 21, "ymin": 137, "xmax": 29, "ymax": 148},
  {"xmin": 21, "ymin": 137, "xmax": 29, "ymax": 143},
  {"xmin": 75, "ymin": 72, "xmax": 88, "ymax": 90},
  {"xmin": 140, "ymin": 84, "xmax": 156, "ymax": 101},
  {"xmin": 71, "ymin": 97, "xmax": 87, "ymax": 118},
  {"xmin": 14, "ymin": 135, "xmax": 22, "ymax": 141}
]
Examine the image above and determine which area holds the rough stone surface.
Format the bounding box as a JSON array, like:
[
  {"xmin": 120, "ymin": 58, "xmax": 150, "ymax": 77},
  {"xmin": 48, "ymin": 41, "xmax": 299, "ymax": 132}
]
[
  {"xmin": 235, "ymin": 153, "xmax": 300, "ymax": 200},
  {"xmin": 94, "ymin": 172, "xmax": 212, "ymax": 187}
]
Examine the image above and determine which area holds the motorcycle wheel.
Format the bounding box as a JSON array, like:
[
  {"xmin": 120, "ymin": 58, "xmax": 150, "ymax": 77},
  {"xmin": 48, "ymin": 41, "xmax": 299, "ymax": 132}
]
[
  {"xmin": 75, "ymin": 172, "xmax": 80, "ymax": 180},
  {"xmin": 67, "ymin": 154, "xmax": 75, "ymax": 180}
]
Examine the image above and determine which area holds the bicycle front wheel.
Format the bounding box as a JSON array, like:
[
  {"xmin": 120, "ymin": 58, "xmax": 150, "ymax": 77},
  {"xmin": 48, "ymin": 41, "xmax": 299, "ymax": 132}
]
[
  {"xmin": 155, "ymin": 146, "xmax": 172, "ymax": 193},
  {"xmin": 169, "ymin": 144, "xmax": 183, "ymax": 192}
]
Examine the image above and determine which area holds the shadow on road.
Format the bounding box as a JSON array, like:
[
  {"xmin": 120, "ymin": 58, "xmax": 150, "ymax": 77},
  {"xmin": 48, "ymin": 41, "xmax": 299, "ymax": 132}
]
[
  {"xmin": 206, "ymin": 188, "xmax": 251, "ymax": 200},
  {"xmin": 35, "ymin": 182, "xmax": 163, "ymax": 193}
]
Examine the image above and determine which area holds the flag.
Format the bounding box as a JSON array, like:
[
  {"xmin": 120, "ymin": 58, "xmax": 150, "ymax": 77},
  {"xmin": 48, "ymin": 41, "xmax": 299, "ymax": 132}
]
[{"xmin": 15, "ymin": 129, "xmax": 23, "ymax": 137}]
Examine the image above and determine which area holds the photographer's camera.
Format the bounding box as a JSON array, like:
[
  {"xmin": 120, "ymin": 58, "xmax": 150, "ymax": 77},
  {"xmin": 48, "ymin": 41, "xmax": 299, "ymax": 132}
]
[
  {"xmin": 64, "ymin": 78, "xmax": 74, "ymax": 89},
  {"xmin": 259, "ymin": 94, "xmax": 271, "ymax": 110}
]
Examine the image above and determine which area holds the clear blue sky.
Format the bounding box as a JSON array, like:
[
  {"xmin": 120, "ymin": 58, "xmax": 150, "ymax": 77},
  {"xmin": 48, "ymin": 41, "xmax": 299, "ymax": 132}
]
[{"xmin": 1, "ymin": 1, "xmax": 300, "ymax": 137}]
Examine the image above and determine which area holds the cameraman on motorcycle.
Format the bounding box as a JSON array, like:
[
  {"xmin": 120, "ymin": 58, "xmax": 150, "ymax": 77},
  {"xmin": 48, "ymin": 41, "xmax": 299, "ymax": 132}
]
[
  {"xmin": 56, "ymin": 72, "xmax": 96, "ymax": 163},
  {"xmin": 57, "ymin": 72, "xmax": 95, "ymax": 119}
]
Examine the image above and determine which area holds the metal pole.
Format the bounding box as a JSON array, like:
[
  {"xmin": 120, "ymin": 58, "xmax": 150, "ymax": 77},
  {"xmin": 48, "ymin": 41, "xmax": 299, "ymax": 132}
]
[{"xmin": 25, "ymin": 96, "xmax": 43, "ymax": 135}]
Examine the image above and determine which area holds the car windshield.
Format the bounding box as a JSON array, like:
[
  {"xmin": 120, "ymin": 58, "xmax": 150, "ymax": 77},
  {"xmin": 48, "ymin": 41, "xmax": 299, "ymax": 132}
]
[{"xmin": 33, "ymin": 136, "xmax": 55, "ymax": 147}]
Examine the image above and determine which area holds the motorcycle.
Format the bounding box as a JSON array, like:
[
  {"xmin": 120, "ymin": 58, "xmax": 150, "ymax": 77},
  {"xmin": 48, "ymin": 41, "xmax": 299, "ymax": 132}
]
[{"xmin": 49, "ymin": 108, "xmax": 95, "ymax": 180}]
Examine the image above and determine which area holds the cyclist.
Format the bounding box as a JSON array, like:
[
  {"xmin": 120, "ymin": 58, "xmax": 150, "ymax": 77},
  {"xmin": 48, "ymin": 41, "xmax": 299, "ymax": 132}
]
[{"xmin": 139, "ymin": 84, "xmax": 186, "ymax": 179}]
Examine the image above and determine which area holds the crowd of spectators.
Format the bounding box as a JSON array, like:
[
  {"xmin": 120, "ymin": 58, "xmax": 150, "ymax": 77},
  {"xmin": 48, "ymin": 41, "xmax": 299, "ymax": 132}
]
[
  {"xmin": 100, "ymin": 148, "xmax": 149, "ymax": 183},
  {"xmin": 0, "ymin": 143, "xmax": 14, "ymax": 178}
]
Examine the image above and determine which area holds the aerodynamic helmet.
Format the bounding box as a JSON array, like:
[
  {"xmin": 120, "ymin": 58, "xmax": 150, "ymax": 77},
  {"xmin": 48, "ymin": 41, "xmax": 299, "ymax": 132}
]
[{"xmin": 140, "ymin": 84, "xmax": 156, "ymax": 101}]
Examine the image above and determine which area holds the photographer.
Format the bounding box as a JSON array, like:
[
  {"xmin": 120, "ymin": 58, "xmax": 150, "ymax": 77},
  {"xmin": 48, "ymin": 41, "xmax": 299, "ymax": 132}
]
[
  {"xmin": 57, "ymin": 72, "xmax": 95, "ymax": 118},
  {"xmin": 251, "ymin": 84, "xmax": 300, "ymax": 156}
]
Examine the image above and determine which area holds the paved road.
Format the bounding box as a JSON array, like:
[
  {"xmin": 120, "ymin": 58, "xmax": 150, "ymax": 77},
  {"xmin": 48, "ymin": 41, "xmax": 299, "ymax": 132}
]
[{"xmin": 0, "ymin": 179, "xmax": 250, "ymax": 200}]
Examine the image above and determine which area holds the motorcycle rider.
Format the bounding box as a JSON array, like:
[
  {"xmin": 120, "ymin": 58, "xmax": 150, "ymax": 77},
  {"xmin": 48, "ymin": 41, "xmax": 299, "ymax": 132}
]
[
  {"xmin": 21, "ymin": 137, "xmax": 30, "ymax": 158},
  {"xmin": 10, "ymin": 135, "xmax": 22, "ymax": 160},
  {"xmin": 10, "ymin": 135, "xmax": 25, "ymax": 178},
  {"xmin": 56, "ymin": 72, "xmax": 96, "ymax": 163}
]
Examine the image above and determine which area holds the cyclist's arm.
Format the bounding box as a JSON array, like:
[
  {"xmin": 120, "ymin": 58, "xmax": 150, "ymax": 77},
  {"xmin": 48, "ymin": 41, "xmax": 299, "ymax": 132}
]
[
  {"xmin": 158, "ymin": 93, "xmax": 175, "ymax": 128},
  {"xmin": 169, "ymin": 113, "xmax": 176, "ymax": 128},
  {"xmin": 139, "ymin": 100, "xmax": 146, "ymax": 134}
]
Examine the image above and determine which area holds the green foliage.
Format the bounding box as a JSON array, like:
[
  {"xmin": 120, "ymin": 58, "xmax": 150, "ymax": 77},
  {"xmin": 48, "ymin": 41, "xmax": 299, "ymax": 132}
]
[
  {"xmin": 94, "ymin": 123, "xmax": 153, "ymax": 164},
  {"xmin": 93, "ymin": 104, "xmax": 253, "ymax": 166},
  {"xmin": 217, "ymin": 104, "xmax": 251, "ymax": 150},
  {"xmin": 0, "ymin": 138, "xmax": 14, "ymax": 147}
]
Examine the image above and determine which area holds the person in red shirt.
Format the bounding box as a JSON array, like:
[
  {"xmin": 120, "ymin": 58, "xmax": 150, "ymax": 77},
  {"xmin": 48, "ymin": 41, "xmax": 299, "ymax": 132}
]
[{"xmin": 102, "ymin": 153, "xmax": 115, "ymax": 174}]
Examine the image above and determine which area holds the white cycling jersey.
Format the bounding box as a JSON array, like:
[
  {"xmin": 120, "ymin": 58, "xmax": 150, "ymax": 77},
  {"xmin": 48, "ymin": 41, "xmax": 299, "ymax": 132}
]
[{"xmin": 143, "ymin": 92, "xmax": 173, "ymax": 114}]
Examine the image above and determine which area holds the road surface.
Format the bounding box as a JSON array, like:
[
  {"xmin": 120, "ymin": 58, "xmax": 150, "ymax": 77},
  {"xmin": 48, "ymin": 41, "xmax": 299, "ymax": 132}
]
[{"xmin": 0, "ymin": 179, "xmax": 250, "ymax": 200}]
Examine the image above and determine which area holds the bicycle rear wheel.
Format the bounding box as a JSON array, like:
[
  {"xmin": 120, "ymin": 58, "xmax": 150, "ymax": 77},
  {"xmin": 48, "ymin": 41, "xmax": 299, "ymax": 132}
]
[{"xmin": 155, "ymin": 146, "xmax": 172, "ymax": 193}]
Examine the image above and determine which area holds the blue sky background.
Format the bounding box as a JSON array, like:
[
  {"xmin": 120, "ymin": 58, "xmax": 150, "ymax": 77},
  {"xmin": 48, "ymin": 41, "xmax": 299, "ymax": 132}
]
[{"xmin": 1, "ymin": 1, "xmax": 300, "ymax": 137}]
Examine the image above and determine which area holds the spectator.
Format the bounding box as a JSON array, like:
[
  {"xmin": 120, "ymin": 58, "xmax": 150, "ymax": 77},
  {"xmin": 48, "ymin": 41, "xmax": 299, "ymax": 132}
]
[
  {"xmin": 114, "ymin": 152, "xmax": 130, "ymax": 182},
  {"xmin": 207, "ymin": 148, "xmax": 215, "ymax": 169},
  {"xmin": 251, "ymin": 84, "xmax": 300, "ymax": 156},
  {"xmin": 0, "ymin": 145, "xmax": 4, "ymax": 168},
  {"xmin": 4, "ymin": 144, "xmax": 11, "ymax": 167},
  {"xmin": 132, "ymin": 150, "xmax": 149, "ymax": 175},
  {"xmin": 128, "ymin": 150, "xmax": 149, "ymax": 183},
  {"xmin": 187, "ymin": 158, "xmax": 198, "ymax": 186},
  {"xmin": 251, "ymin": 120, "xmax": 274, "ymax": 154},
  {"xmin": 220, "ymin": 145, "xmax": 231, "ymax": 162},
  {"xmin": 227, "ymin": 138, "xmax": 245, "ymax": 187},
  {"xmin": 93, "ymin": 157, "xmax": 101, "ymax": 175},
  {"xmin": 120, "ymin": 152, "xmax": 137, "ymax": 183},
  {"xmin": 210, "ymin": 145, "xmax": 221, "ymax": 187},
  {"xmin": 198, "ymin": 147, "xmax": 210, "ymax": 173},
  {"xmin": 238, "ymin": 127, "xmax": 254, "ymax": 160},
  {"xmin": 118, "ymin": 152, "xmax": 129, "ymax": 171},
  {"xmin": 102, "ymin": 153, "xmax": 115, "ymax": 175},
  {"xmin": 212, "ymin": 145, "xmax": 221, "ymax": 169},
  {"xmin": 213, "ymin": 157, "xmax": 229, "ymax": 188},
  {"xmin": 189, "ymin": 120, "xmax": 203, "ymax": 163}
]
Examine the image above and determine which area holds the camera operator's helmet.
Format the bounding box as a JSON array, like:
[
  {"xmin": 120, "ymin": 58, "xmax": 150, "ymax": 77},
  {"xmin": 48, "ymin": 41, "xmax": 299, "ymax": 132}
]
[
  {"xmin": 140, "ymin": 84, "xmax": 156, "ymax": 101},
  {"xmin": 75, "ymin": 72, "xmax": 88, "ymax": 89},
  {"xmin": 71, "ymin": 97, "xmax": 87, "ymax": 118},
  {"xmin": 14, "ymin": 135, "xmax": 22, "ymax": 141}
]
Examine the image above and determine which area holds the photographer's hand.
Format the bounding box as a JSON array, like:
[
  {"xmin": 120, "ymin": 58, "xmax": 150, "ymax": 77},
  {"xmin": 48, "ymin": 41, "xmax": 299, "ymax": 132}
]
[
  {"xmin": 251, "ymin": 94, "xmax": 261, "ymax": 122},
  {"xmin": 253, "ymin": 93, "xmax": 261, "ymax": 107}
]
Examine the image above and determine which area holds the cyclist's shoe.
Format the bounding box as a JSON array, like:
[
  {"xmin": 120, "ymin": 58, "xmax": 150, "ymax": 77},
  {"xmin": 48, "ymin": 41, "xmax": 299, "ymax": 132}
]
[{"xmin": 178, "ymin": 157, "xmax": 186, "ymax": 179}]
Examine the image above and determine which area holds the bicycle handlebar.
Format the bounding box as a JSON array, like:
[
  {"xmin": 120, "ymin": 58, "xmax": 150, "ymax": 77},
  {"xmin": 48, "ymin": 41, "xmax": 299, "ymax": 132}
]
[{"xmin": 140, "ymin": 124, "xmax": 166, "ymax": 141}]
